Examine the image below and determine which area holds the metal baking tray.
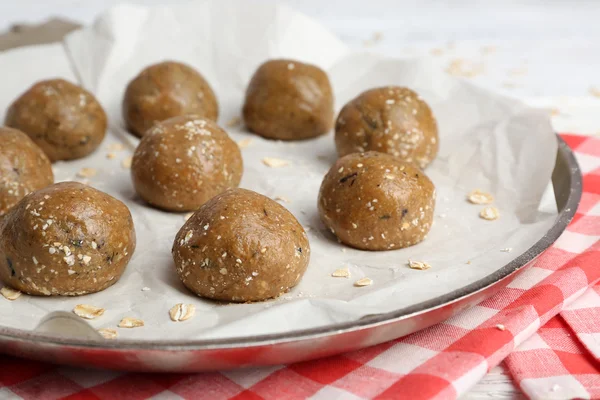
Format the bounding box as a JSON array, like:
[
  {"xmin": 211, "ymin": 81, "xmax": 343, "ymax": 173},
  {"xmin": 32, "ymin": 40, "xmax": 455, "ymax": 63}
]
[{"xmin": 0, "ymin": 22, "xmax": 581, "ymax": 372}]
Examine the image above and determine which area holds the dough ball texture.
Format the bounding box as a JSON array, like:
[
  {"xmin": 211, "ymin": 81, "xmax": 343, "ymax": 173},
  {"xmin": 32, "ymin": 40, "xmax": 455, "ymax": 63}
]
[
  {"xmin": 243, "ymin": 59, "xmax": 334, "ymax": 140},
  {"xmin": 123, "ymin": 61, "xmax": 218, "ymax": 137},
  {"xmin": 131, "ymin": 115, "xmax": 243, "ymax": 212},
  {"xmin": 172, "ymin": 188, "xmax": 310, "ymax": 302},
  {"xmin": 0, "ymin": 127, "xmax": 53, "ymax": 217},
  {"xmin": 335, "ymin": 86, "xmax": 438, "ymax": 169},
  {"xmin": 0, "ymin": 182, "xmax": 136, "ymax": 296},
  {"xmin": 5, "ymin": 79, "xmax": 107, "ymax": 161},
  {"xmin": 318, "ymin": 151, "xmax": 435, "ymax": 251}
]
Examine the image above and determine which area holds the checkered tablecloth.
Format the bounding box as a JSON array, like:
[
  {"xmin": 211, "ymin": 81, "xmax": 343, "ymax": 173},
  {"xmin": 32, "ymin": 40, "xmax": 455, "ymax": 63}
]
[{"xmin": 1, "ymin": 134, "xmax": 599, "ymax": 400}]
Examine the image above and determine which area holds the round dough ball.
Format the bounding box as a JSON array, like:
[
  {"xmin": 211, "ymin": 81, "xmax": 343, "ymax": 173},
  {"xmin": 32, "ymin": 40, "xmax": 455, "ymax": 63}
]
[
  {"xmin": 0, "ymin": 127, "xmax": 53, "ymax": 217},
  {"xmin": 243, "ymin": 59, "xmax": 334, "ymax": 140},
  {"xmin": 335, "ymin": 86, "xmax": 439, "ymax": 169},
  {"xmin": 123, "ymin": 61, "xmax": 218, "ymax": 137},
  {"xmin": 0, "ymin": 182, "xmax": 136, "ymax": 296},
  {"xmin": 172, "ymin": 188, "xmax": 310, "ymax": 302},
  {"xmin": 318, "ymin": 151, "xmax": 435, "ymax": 251},
  {"xmin": 131, "ymin": 115, "xmax": 243, "ymax": 212},
  {"xmin": 5, "ymin": 79, "xmax": 107, "ymax": 161}
]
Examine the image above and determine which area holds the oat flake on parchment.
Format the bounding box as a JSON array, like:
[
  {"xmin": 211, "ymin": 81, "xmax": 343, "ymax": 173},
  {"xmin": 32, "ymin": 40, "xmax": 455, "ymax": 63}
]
[
  {"xmin": 237, "ymin": 138, "xmax": 253, "ymax": 149},
  {"xmin": 0, "ymin": 287, "xmax": 21, "ymax": 301},
  {"xmin": 467, "ymin": 189, "xmax": 494, "ymax": 205},
  {"xmin": 98, "ymin": 328, "xmax": 118, "ymax": 339},
  {"xmin": 408, "ymin": 260, "xmax": 432, "ymax": 270},
  {"xmin": 331, "ymin": 268, "xmax": 350, "ymax": 278},
  {"xmin": 77, "ymin": 168, "xmax": 97, "ymax": 178},
  {"xmin": 121, "ymin": 157, "xmax": 133, "ymax": 169},
  {"xmin": 169, "ymin": 303, "xmax": 196, "ymax": 322},
  {"xmin": 354, "ymin": 277, "xmax": 373, "ymax": 287},
  {"xmin": 480, "ymin": 206, "xmax": 500, "ymax": 221},
  {"xmin": 73, "ymin": 304, "xmax": 105, "ymax": 320},
  {"xmin": 262, "ymin": 157, "xmax": 290, "ymax": 168},
  {"xmin": 118, "ymin": 317, "xmax": 144, "ymax": 328}
]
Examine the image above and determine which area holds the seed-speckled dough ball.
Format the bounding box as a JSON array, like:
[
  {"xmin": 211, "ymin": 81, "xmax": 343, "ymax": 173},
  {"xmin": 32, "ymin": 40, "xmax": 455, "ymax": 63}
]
[
  {"xmin": 5, "ymin": 79, "xmax": 107, "ymax": 161},
  {"xmin": 123, "ymin": 61, "xmax": 219, "ymax": 137},
  {"xmin": 0, "ymin": 127, "xmax": 53, "ymax": 217},
  {"xmin": 0, "ymin": 182, "xmax": 136, "ymax": 296},
  {"xmin": 243, "ymin": 59, "xmax": 334, "ymax": 140},
  {"xmin": 318, "ymin": 151, "xmax": 435, "ymax": 251},
  {"xmin": 172, "ymin": 188, "xmax": 310, "ymax": 302},
  {"xmin": 335, "ymin": 86, "xmax": 439, "ymax": 169},
  {"xmin": 131, "ymin": 115, "xmax": 243, "ymax": 212}
]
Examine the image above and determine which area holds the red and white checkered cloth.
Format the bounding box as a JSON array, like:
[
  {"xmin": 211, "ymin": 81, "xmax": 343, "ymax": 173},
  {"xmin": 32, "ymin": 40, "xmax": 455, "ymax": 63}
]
[{"xmin": 1, "ymin": 134, "xmax": 599, "ymax": 400}]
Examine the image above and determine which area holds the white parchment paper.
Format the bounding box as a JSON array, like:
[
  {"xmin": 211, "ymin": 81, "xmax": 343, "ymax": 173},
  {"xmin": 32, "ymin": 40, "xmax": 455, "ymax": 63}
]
[{"xmin": 0, "ymin": 1, "xmax": 558, "ymax": 340}]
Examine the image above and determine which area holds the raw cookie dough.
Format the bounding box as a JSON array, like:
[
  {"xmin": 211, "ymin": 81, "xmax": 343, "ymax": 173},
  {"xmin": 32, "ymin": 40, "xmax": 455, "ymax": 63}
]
[
  {"xmin": 5, "ymin": 79, "xmax": 107, "ymax": 161},
  {"xmin": 318, "ymin": 151, "xmax": 435, "ymax": 251},
  {"xmin": 131, "ymin": 115, "xmax": 243, "ymax": 212},
  {"xmin": 0, "ymin": 127, "xmax": 53, "ymax": 217},
  {"xmin": 335, "ymin": 86, "xmax": 439, "ymax": 169},
  {"xmin": 0, "ymin": 182, "xmax": 136, "ymax": 296},
  {"xmin": 243, "ymin": 59, "xmax": 334, "ymax": 140},
  {"xmin": 172, "ymin": 188, "xmax": 310, "ymax": 302},
  {"xmin": 123, "ymin": 61, "xmax": 218, "ymax": 137}
]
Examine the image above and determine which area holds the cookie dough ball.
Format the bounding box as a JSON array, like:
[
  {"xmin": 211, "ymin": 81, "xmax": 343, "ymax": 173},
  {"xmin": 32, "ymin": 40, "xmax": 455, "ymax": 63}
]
[
  {"xmin": 5, "ymin": 79, "xmax": 107, "ymax": 161},
  {"xmin": 131, "ymin": 115, "xmax": 242, "ymax": 212},
  {"xmin": 172, "ymin": 188, "xmax": 310, "ymax": 302},
  {"xmin": 0, "ymin": 182, "xmax": 136, "ymax": 296},
  {"xmin": 123, "ymin": 61, "xmax": 218, "ymax": 137},
  {"xmin": 0, "ymin": 127, "xmax": 53, "ymax": 217},
  {"xmin": 243, "ymin": 59, "xmax": 334, "ymax": 140},
  {"xmin": 335, "ymin": 87, "xmax": 438, "ymax": 169},
  {"xmin": 318, "ymin": 151, "xmax": 435, "ymax": 251}
]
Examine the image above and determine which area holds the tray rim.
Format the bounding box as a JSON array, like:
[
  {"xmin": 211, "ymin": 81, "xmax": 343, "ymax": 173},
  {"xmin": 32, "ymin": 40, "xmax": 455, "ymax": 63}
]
[{"xmin": 0, "ymin": 135, "xmax": 582, "ymax": 352}]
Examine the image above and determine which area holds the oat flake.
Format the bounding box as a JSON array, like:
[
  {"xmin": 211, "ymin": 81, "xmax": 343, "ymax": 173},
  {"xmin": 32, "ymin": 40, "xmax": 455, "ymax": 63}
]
[
  {"xmin": 467, "ymin": 189, "xmax": 494, "ymax": 205},
  {"xmin": 262, "ymin": 157, "xmax": 290, "ymax": 168},
  {"xmin": 331, "ymin": 268, "xmax": 350, "ymax": 278},
  {"xmin": 354, "ymin": 277, "xmax": 373, "ymax": 287},
  {"xmin": 1, "ymin": 287, "xmax": 21, "ymax": 301},
  {"xmin": 169, "ymin": 303, "xmax": 196, "ymax": 322},
  {"xmin": 73, "ymin": 304, "xmax": 105, "ymax": 319},
  {"xmin": 408, "ymin": 260, "xmax": 432, "ymax": 270},
  {"xmin": 480, "ymin": 206, "xmax": 500, "ymax": 221},
  {"xmin": 118, "ymin": 317, "xmax": 144, "ymax": 328},
  {"xmin": 98, "ymin": 328, "xmax": 118, "ymax": 339}
]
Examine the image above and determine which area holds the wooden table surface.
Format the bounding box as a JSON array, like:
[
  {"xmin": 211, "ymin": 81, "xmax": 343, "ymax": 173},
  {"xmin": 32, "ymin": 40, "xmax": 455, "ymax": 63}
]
[{"xmin": 1, "ymin": 1, "xmax": 599, "ymax": 398}]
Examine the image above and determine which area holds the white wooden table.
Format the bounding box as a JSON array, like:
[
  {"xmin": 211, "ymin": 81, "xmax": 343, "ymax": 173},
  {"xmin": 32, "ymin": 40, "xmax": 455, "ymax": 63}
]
[{"xmin": 1, "ymin": 1, "xmax": 599, "ymax": 398}]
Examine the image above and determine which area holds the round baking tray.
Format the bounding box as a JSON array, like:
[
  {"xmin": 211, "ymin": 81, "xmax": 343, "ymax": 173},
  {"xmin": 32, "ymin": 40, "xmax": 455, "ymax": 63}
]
[{"xmin": 0, "ymin": 135, "xmax": 580, "ymax": 372}]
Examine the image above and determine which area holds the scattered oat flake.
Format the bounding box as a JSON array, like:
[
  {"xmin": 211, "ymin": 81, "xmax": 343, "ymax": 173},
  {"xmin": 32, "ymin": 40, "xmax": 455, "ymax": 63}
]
[
  {"xmin": 106, "ymin": 152, "xmax": 117, "ymax": 159},
  {"xmin": 274, "ymin": 196, "xmax": 290, "ymax": 203},
  {"xmin": 121, "ymin": 157, "xmax": 133, "ymax": 169},
  {"xmin": 446, "ymin": 59, "xmax": 485, "ymax": 77},
  {"xmin": 550, "ymin": 108, "xmax": 560, "ymax": 117},
  {"xmin": 331, "ymin": 268, "xmax": 350, "ymax": 278},
  {"xmin": 169, "ymin": 303, "xmax": 196, "ymax": 322},
  {"xmin": 118, "ymin": 317, "xmax": 144, "ymax": 328},
  {"xmin": 480, "ymin": 206, "xmax": 500, "ymax": 221},
  {"xmin": 589, "ymin": 87, "xmax": 600, "ymax": 98},
  {"xmin": 354, "ymin": 277, "xmax": 373, "ymax": 287},
  {"xmin": 500, "ymin": 248, "xmax": 512, "ymax": 253},
  {"xmin": 467, "ymin": 189, "xmax": 494, "ymax": 205},
  {"xmin": 408, "ymin": 260, "xmax": 432, "ymax": 270},
  {"xmin": 98, "ymin": 328, "xmax": 118, "ymax": 339},
  {"xmin": 237, "ymin": 138, "xmax": 253, "ymax": 149},
  {"xmin": 226, "ymin": 116, "xmax": 242, "ymax": 128},
  {"xmin": 262, "ymin": 157, "xmax": 289, "ymax": 167},
  {"xmin": 73, "ymin": 304, "xmax": 105, "ymax": 320},
  {"xmin": 466, "ymin": 260, "xmax": 472, "ymax": 264},
  {"xmin": 496, "ymin": 324, "xmax": 506, "ymax": 331},
  {"xmin": 430, "ymin": 48, "xmax": 444, "ymax": 56},
  {"xmin": 1, "ymin": 287, "xmax": 21, "ymax": 300},
  {"xmin": 77, "ymin": 168, "xmax": 97, "ymax": 178},
  {"xmin": 107, "ymin": 143, "xmax": 125, "ymax": 151}
]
